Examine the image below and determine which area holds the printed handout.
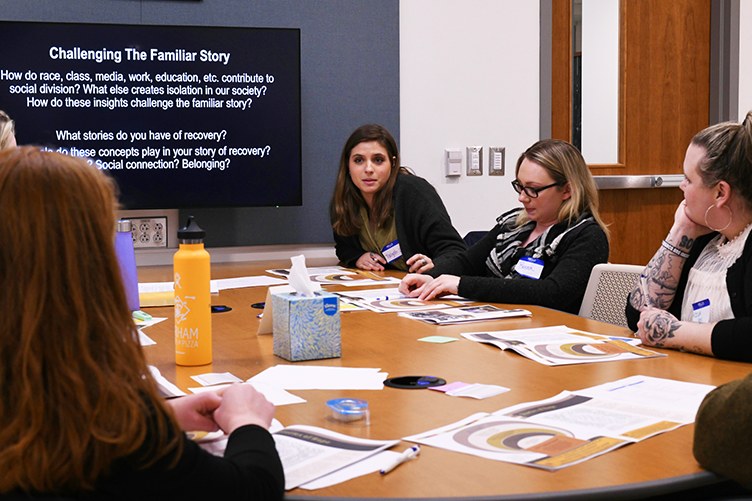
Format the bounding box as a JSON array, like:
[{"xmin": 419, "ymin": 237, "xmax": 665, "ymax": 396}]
[
  {"xmin": 273, "ymin": 425, "xmax": 399, "ymax": 489},
  {"xmin": 399, "ymin": 305, "xmax": 531, "ymax": 325},
  {"xmin": 404, "ymin": 375, "xmax": 714, "ymax": 471},
  {"xmin": 266, "ymin": 266, "xmax": 401, "ymax": 287},
  {"xmin": 461, "ymin": 325, "xmax": 664, "ymax": 366},
  {"xmin": 335, "ymin": 287, "xmax": 467, "ymax": 313}
]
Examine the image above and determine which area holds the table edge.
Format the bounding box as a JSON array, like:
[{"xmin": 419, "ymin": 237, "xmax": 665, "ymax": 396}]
[{"xmin": 285, "ymin": 471, "xmax": 722, "ymax": 501}]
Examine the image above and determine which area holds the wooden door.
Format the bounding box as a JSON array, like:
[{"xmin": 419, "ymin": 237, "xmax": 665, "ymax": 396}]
[{"xmin": 553, "ymin": 0, "xmax": 711, "ymax": 265}]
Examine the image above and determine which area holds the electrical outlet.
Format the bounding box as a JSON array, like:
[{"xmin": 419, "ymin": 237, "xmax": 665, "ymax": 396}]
[{"xmin": 130, "ymin": 217, "xmax": 168, "ymax": 248}]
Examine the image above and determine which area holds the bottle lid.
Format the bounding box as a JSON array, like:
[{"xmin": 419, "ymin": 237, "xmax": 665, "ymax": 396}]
[
  {"xmin": 326, "ymin": 398, "xmax": 370, "ymax": 425},
  {"xmin": 178, "ymin": 216, "xmax": 206, "ymax": 242},
  {"xmin": 117, "ymin": 220, "xmax": 132, "ymax": 233}
]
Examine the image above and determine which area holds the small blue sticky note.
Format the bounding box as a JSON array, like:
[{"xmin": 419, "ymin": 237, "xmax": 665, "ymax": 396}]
[{"xmin": 419, "ymin": 336, "xmax": 459, "ymax": 344}]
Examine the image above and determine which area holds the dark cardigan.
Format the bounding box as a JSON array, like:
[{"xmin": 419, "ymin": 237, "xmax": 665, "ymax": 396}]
[
  {"xmin": 332, "ymin": 173, "xmax": 467, "ymax": 268},
  {"xmin": 7, "ymin": 425, "xmax": 284, "ymax": 500},
  {"xmin": 428, "ymin": 210, "xmax": 609, "ymax": 314},
  {"xmin": 626, "ymin": 231, "xmax": 752, "ymax": 362}
]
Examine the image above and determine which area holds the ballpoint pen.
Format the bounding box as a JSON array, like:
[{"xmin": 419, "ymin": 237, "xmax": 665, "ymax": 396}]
[{"xmin": 380, "ymin": 445, "xmax": 420, "ymax": 474}]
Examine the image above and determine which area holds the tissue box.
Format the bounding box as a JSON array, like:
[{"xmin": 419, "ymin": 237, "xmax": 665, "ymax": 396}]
[{"xmin": 272, "ymin": 291, "xmax": 341, "ymax": 361}]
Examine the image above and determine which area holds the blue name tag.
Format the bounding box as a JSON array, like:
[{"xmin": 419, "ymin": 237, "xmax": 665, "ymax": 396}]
[
  {"xmin": 515, "ymin": 256, "xmax": 544, "ymax": 279},
  {"xmin": 692, "ymin": 299, "xmax": 710, "ymax": 323},
  {"xmin": 381, "ymin": 240, "xmax": 402, "ymax": 263}
]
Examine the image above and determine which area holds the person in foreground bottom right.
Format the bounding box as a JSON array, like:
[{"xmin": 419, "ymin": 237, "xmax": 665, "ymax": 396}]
[{"xmin": 694, "ymin": 370, "xmax": 752, "ymax": 490}]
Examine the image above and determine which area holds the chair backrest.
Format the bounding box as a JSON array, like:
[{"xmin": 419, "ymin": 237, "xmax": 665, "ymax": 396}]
[
  {"xmin": 463, "ymin": 231, "xmax": 488, "ymax": 247},
  {"xmin": 578, "ymin": 263, "xmax": 644, "ymax": 327}
]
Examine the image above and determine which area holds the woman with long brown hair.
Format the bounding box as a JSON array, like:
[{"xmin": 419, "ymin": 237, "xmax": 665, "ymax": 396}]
[
  {"xmin": 399, "ymin": 139, "xmax": 609, "ymax": 314},
  {"xmin": 330, "ymin": 124, "xmax": 466, "ymax": 273},
  {"xmin": 0, "ymin": 147, "xmax": 283, "ymax": 499}
]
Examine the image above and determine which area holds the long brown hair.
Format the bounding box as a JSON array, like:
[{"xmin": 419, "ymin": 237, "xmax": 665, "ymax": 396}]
[
  {"xmin": 514, "ymin": 139, "xmax": 609, "ymax": 239},
  {"xmin": 330, "ymin": 124, "xmax": 410, "ymax": 236},
  {"xmin": 691, "ymin": 110, "xmax": 752, "ymax": 210},
  {"xmin": 0, "ymin": 147, "xmax": 181, "ymax": 494}
]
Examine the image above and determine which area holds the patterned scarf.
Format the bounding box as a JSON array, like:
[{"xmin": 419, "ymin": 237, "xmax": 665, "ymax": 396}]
[{"xmin": 485, "ymin": 208, "xmax": 595, "ymax": 279}]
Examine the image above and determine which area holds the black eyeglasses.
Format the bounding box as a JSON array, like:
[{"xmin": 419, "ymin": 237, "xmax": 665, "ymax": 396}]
[{"xmin": 511, "ymin": 180, "xmax": 560, "ymax": 198}]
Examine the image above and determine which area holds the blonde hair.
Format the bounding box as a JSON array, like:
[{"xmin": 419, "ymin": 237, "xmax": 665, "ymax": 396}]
[
  {"xmin": 514, "ymin": 139, "xmax": 609, "ymax": 239},
  {"xmin": 0, "ymin": 110, "xmax": 15, "ymax": 150},
  {"xmin": 691, "ymin": 110, "xmax": 752, "ymax": 210},
  {"xmin": 0, "ymin": 147, "xmax": 181, "ymax": 494}
]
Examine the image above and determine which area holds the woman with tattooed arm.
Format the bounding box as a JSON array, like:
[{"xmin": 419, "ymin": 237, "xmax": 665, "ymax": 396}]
[{"xmin": 626, "ymin": 111, "xmax": 752, "ymax": 361}]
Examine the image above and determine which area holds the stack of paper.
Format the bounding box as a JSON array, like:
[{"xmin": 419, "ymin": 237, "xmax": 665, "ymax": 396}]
[{"xmin": 248, "ymin": 365, "xmax": 388, "ymax": 390}]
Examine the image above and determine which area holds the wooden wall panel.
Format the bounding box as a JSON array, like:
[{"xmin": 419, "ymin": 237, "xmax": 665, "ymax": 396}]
[{"xmin": 553, "ymin": 0, "xmax": 711, "ymax": 265}]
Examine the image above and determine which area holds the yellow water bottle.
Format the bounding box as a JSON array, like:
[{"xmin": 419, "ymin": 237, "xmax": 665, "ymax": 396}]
[{"xmin": 174, "ymin": 216, "xmax": 212, "ymax": 366}]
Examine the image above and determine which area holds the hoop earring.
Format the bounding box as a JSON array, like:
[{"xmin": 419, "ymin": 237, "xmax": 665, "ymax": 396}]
[{"xmin": 704, "ymin": 204, "xmax": 733, "ymax": 232}]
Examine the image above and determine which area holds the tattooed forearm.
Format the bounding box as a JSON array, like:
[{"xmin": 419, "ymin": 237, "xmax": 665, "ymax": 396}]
[
  {"xmin": 629, "ymin": 287, "xmax": 645, "ymax": 309},
  {"xmin": 678, "ymin": 235, "xmax": 695, "ymax": 250},
  {"xmin": 643, "ymin": 311, "xmax": 680, "ymax": 347},
  {"xmin": 631, "ymin": 238, "xmax": 689, "ymax": 311}
]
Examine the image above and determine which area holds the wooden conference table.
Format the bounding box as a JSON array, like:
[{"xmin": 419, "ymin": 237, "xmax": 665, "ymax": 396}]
[{"xmin": 139, "ymin": 260, "xmax": 750, "ymax": 500}]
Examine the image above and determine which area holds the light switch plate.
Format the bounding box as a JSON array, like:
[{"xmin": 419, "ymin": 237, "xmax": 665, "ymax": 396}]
[
  {"xmin": 445, "ymin": 148, "xmax": 462, "ymax": 177},
  {"xmin": 489, "ymin": 147, "xmax": 505, "ymax": 175},
  {"xmin": 466, "ymin": 146, "xmax": 482, "ymax": 176}
]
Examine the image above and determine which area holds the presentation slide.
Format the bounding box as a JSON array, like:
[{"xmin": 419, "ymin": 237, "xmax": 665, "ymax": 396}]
[{"xmin": 0, "ymin": 21, "xmax": 302, "ymax": 209}]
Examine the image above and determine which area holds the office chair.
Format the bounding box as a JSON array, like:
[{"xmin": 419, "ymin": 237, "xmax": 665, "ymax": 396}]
[
  {"xmin": 463, "ymin": 231, "xmax": 488, "ymax": 247},
  {"xmin": 578, "ymin": 263, "xmax": 644, "ymax": 327}
]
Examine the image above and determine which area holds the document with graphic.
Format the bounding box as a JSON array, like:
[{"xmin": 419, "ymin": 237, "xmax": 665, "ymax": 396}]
[
  {"xmin": 461, "ymin": 325, "xmax": 664, "ymax": 366},
  {"xmin": 273, "ymin": 425, "xmax": 399, "ymax": 490},
  {"xmin": 266, "ymin": 266, "xmax": 401, "ymax": 286},
  {"xmin": 403, "ymin": 412, "xmax": 627, "ymax": 471},
  {"xmin": 403, "ymin": 376, "xmax": 713, "ymax": 471},
  {"xmin": 335, "ymin": 287, "xmax": 467, "ymax": 313},
  {"xmin": 399, "ymin": 305, "xmax": 531, "ymax": 325}
]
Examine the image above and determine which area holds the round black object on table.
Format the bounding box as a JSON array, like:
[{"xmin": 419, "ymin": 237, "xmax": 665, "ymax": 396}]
[{"xmin": 384, "ymin": 376, "xmax": 446, "ymax": 389}]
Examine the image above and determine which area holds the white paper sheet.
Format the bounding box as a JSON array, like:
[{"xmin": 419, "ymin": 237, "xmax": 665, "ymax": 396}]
[
  {"xmin": 213, "ymin": 275, "xmax": 288, "ymax": 290},
  {"xmin": 248, "ymin": 365, "xmax": 387, "ymax": 390},
  {"xmin": 139, "ymin": 281, "xmax": 219, "ymax": 294},
  {"xmin": 274, "ymin": 425, "xmax": 399, "ymax": 489},
  {"xmin": 190, "ymin": 372, "xmax": 243, "ymax": 386},
  {"xmin": 188, "ymin": 381, "xmax": 307, "ymax": 406},
  {"xmin": 148, "ymin": 365, "xmax": 186, "ymax": 397},
  {"xmin": 138, "ymin": 330, "xmax": 156, "ymax": 346},
  {"xmin": 299, "ymin": 451, "xmax": 401, "ymax": 490},
  {"xmin": 335, "ymin": 288, "xmax": 468, "ymax": 313}
]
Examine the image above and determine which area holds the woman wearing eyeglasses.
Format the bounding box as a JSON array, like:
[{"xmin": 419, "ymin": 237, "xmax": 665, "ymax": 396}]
[{"xmin": 399, "ymin": 139, "xmax": 609, "ymax": 314}]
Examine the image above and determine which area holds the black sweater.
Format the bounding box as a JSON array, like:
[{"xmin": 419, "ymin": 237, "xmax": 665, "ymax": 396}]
[
  {"xmin": 429, "ymin": 211, "xmax": 609, "ymax": 314},
  {"xmin": 5, "ymin": 425, "xmax": 284, "ymax": 501},
  {"xmin": 332, "ymin": 173, "xmax": 467, "ymax": 268}
]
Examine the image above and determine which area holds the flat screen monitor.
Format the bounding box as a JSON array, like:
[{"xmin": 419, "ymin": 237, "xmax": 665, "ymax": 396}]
[{"xmin": 0, "ymin": 21, "xmax": 302, "ymax": 209}]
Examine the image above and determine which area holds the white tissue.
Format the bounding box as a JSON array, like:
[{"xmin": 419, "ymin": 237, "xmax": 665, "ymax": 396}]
[{"xmin": 288, "ymin": 254, "xmax": 316, "ymax": 297}]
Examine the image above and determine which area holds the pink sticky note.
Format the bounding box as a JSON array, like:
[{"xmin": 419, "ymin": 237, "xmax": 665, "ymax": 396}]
[{"xmin": 429, "ymin": 381, "xmax": 470, "ymax": 393}]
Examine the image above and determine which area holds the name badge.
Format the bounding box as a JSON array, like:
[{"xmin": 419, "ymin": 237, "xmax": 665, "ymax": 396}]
[
  {"xmin": 692, "ymin": 299, "xmax": 710, "ymax": 323},
  {"xmin": 381, "ymin": 240, "xmax": 402, "ymax": 264},
  {"xmin": 515, "ymin": 256, "xmax": 544, "ymax": 279}
]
